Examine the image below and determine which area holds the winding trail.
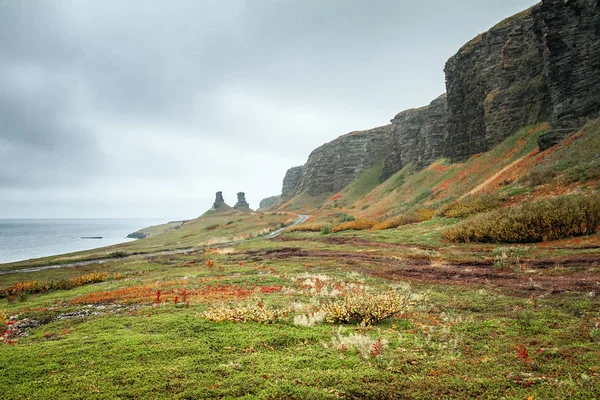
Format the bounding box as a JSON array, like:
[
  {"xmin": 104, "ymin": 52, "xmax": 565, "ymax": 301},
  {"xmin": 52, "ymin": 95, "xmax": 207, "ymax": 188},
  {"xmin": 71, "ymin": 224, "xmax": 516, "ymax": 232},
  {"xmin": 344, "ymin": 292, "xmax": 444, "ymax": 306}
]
[{"xmin": 0, "ymin": 214, "xmax": 310, "ymax": 276}]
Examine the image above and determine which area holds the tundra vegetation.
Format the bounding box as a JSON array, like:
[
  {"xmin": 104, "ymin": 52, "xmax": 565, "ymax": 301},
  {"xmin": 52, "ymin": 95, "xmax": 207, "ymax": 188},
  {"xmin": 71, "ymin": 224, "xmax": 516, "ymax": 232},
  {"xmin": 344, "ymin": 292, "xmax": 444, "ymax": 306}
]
[{"xmin": 1, "ymin": 124, "xmax": 600, "ymax": 398}]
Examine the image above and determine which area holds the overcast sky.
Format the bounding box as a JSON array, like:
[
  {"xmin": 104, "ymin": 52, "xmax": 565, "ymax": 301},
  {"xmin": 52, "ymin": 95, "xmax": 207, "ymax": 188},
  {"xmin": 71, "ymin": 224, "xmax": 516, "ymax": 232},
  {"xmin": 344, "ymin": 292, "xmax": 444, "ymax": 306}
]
[{"xmin": 0, "ymin": 0, "xmax": 538, "ymax": 219}]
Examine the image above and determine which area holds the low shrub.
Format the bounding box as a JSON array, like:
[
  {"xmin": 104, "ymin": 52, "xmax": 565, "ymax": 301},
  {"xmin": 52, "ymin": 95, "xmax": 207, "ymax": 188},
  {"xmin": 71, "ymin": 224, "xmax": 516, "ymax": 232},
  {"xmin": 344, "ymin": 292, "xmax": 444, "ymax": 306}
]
[
  {"xmin": 338, "ymin": 213, "xmax": 356, "ymax": 223},
  {"xmin": 293, "ymin": 311, "xmax": 327, "ymax": 327},
  {"xmin": 436, "ymin": 194, "xmax": 502, "ymax": 218},
  {"xmin": 321, "ymin": 290, "xmax": 411, "ymax": 326},
  {"xmin": 287, "ymin": 223, "xmax": 328, "ymax": 233},
  {"xmin": 205, "ymin": 224, "xmax": 220, "ymax": 231},
  {"xmin": 2, "ymin": 272, "xmax": 118, "ymax": 299},
  {"xmin": 320, "ymin": 225, "xmax": 332, "ymax": 235},
  {"xmin": 331, "ymin": 219, "xmax": 377, "ymax": 233},
  {"xmin": 201, "ymin": 302, "xmax": 289, "ymax": 323},
  {"xmin": 443, "ymin": 194, "xmax": 600, "ymax": 243},
  {"xmin": 372, "ymin": 208, "xmax": 435, "ymax": 230},
  {"xmin": 327, "ymin": 327, "xmax": 389, "ymax": 358},
  {"xmin": 519, "ymin": 166, "xmax": 557, "ymax": 186}
]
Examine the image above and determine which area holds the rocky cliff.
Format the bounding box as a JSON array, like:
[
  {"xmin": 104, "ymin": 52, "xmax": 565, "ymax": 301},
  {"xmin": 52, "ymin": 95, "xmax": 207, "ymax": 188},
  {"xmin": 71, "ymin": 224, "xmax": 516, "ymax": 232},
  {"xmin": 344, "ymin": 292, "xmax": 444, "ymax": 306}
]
[
  {"xmin": 281, "ymin": 166, "xmax": 303, "ymax": 200},
  {"xmin": 382, "ymin": 94, "xmax": 448, "ymax": 180},
  {"xmin": 258, "ymin": 195, "xmax": 281, "ymax": 210},
  {"xmin": 444, "ymin": 0, "xmax": 600, "ymax": 158},
  {"xmin": 535, "ymin": 0, "xmax": 600, "ymax": 148},
  {"xmin": 277, "ymin": 0, "xmax": 600, "ymax": 199},
  {"xmin": 283, "ymin": 125, "xmax": 390, "ymax": 198}
]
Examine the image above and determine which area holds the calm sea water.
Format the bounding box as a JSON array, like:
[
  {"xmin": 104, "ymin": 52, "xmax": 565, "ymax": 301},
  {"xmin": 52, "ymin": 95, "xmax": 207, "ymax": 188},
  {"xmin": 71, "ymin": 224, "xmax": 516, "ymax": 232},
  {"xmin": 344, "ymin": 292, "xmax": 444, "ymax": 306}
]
[{"xmin": 0, "ymin": 218, "xmax": 171, "ymax": 264}]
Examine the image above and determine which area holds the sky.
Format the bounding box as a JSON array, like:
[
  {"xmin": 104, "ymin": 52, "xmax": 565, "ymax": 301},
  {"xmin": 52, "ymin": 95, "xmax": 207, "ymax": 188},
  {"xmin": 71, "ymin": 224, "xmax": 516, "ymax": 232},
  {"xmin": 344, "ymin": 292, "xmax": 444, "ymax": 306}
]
[{"xmin": 0, "ymin": 0, "xmax": 538, "ymax": 219}]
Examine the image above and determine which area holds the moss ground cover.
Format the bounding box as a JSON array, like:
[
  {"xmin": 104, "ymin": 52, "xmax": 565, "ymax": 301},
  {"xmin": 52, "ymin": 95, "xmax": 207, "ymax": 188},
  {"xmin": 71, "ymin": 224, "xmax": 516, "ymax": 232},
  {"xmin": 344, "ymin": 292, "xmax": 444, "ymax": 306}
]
[{"xmin": 2, "ymin": 211, "xmax": 600, "ymax": 399}]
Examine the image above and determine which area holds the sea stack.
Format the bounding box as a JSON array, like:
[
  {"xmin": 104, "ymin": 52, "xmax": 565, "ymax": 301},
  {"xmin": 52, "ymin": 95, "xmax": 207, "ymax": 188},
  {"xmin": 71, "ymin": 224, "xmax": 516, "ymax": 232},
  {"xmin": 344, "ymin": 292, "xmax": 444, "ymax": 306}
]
[
  {"xmin": 213, "ymin": 191, "xmax": 226, "ymax": 209},
  {"xmin": 234, "ymin": 192, "xmax": 250, "ymax": 210}
]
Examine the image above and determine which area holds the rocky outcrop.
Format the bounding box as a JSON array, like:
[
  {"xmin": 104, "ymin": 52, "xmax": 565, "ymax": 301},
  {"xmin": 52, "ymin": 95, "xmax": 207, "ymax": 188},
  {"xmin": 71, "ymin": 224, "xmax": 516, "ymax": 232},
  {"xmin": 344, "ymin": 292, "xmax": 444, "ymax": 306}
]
[
  {"xmin": 281, "ymin": 166, "xmax": 303, "ymax": 200},
  {"xmin": 443, "ymin": 0, "xmax": 600, "ymax": 159},
  {"xmin": 288, "ymin": 125, "xmax": 390, "ymax": 197},
  {"xmin": 443, "ymin": 7, "xmax": 549, "ymax": 160},
  {"xmin": 535, "ymin": 0, "xmax": 600, "ymax": 148},
  {"xmin": 382, "ymin": 94, "xmax": 448, "ymax": 180},
  {"xmin": 259, "ymin": 195, "xmax": 281, "ymax": 210},
  {"xmin": 213, "ymin": 191, "xmax": 227, "ymax": 209},
  {"xmin": 234, "ymin": 192, "xmax": 251, "ymax": 210}
]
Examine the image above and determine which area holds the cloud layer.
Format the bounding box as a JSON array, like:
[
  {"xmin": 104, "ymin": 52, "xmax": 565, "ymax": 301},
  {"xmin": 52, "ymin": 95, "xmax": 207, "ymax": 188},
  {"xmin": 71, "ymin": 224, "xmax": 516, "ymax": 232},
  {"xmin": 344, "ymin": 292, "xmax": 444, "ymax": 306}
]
[{"xmin": 0, "ymin": 0, "xmax": 537, "ymax": 218}]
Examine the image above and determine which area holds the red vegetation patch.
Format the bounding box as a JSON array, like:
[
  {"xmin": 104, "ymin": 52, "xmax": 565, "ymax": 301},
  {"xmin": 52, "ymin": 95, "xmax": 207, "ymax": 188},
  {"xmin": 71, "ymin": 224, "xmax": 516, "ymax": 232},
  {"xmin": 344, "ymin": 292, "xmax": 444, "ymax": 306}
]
[
  {"xmin": 331, "ymin": 192, "xmax": 342, "ymax": 201},
  {"xmin": 68, "ymin": 281, "xmax": 284, "ymax": 305}
]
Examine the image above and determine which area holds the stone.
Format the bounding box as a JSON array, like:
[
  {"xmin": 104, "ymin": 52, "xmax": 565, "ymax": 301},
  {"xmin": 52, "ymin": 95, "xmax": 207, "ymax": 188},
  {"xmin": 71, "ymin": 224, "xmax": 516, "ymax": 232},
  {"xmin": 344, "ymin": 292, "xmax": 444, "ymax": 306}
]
[
  {"xmin": 213, "ymin": 191, "xmax": 226, "ymax": 209},
  {"xmin": 281, "ymin": 166, "xmax": 303, "ymax": 200},
  {"xmin": 259, "ymin": 195, "xmax": 281, "ymax": 210},
  {"xmin": 381, "ymin": 94, "xmax": 448, "ymax": 180},
  {"xmin": 234, "ymin": 192, "xmax": 250, "ymax": 209},
  {"xmin": 290, "ymin": 125, "xmax": 390, "ymax": 197}
]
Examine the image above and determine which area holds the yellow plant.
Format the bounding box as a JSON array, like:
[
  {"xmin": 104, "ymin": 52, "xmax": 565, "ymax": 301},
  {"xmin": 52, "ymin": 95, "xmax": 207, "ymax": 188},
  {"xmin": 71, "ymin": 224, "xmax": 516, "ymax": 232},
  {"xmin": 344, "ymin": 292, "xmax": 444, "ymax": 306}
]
[
  {"xmin": 331, "ymin": 219, "xmax": 377, "ymax": 233},
  {"xmin": 321, "ymin": 290, "xmax": 412, "ymax": 326},
  {"xmin": 443, "ymin": 194, "xmax": 600, "ymax": 243},
  {"xmin": 436, "ymin": 194, "xmax": 502, "ymax": 218},
  {"xmin": 201, "ymin": 302, "xmax": 289, "ymax": 323},
  {"xmin": 372, "ymin": 208, "xmax": 434, "ymax": 230},
  {"xmin": 288, "ymin": 223, "xmax": 328, "ymax": 233}
]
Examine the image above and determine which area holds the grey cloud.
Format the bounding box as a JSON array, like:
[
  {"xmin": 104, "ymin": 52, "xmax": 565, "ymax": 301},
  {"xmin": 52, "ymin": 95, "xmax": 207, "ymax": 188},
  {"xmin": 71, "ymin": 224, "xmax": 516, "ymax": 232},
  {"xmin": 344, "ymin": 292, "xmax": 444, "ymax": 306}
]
[{"xmin": 0, "ymin": 0, "xmax": 538, "ymax": 218}]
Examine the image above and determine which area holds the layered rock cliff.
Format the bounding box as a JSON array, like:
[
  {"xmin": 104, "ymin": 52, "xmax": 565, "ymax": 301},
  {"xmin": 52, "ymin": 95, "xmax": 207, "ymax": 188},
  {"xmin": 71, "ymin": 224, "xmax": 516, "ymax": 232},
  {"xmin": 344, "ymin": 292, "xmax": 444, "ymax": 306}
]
[
  {"xmin": 444, "ymin": 0, "xmax": 600, "ymax": 158},
  {"xmin": 283, "ymin": 125, "xmax": 390, "ymax": 198},
  {"xmin": 281, "ymin": 166, "xmax": 303, "ymax": 200},
  {"xmin": 277, "ymin": 0, "xmax": 600, "ymax": 200},
  {"xmin": 259, "ymin": 195, "xmax": 281, "ymax": 210},
  {"xmin": 535, "ymin": 0, "xmax": 600, "ymax": 148},
  {"xmin": 382, "ymin": 94, "xmax": 448, "ymax": 180}
]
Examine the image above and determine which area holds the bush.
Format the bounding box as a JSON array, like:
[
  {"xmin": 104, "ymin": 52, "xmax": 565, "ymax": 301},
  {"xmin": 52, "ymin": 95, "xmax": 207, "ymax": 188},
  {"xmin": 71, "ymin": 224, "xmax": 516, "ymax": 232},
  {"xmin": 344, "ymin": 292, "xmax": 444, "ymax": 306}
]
[
  {"xmin": 436, "ymin": 194, "xmax": 502, "ymax": 218},
  {"xmin": 372, "ymin": 208, "xmax": 435, "ymax": 230},
  {"xmin": 202, "ymin": 302, "xmax": 289, "ymax": 323},
  {"xmin": 2, "ymin": 272, "xmax": 117, "ymax": 299},
  {"xmin": 321, "ymin": 290, "xmax": 411, "ymax": 326},
  {"xmin": 288, "ymin": 223, "xmax": 328, "ymax": 233},
  {"xmin": 338, "ymin": 213, "xmax": 356, "ymax": 223},
  {"xmin": 443, "ymin": 194, "xmax": 600, "ymax": 243},
  {"xmin": 520, "ymin": 166, "xmax": 557, "ymax": 186},
  {"xmin": 205, "ymin": 224, "xmax": 220, "ymax": 231},
  {"xmin": 331, "ymin": 219, "xmax": 377, "ymax": 233},
  {"xmin": 320, "ymin": 225, "xmax": 332, "ymax": 235}
]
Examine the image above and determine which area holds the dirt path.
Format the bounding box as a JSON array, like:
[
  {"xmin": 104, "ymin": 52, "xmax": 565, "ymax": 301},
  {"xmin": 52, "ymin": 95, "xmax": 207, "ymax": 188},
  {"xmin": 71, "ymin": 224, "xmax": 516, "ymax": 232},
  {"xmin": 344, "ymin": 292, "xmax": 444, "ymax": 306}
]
[{"xmin": 460, "ymin": 155, "xmax": 527, "ymax": 199}]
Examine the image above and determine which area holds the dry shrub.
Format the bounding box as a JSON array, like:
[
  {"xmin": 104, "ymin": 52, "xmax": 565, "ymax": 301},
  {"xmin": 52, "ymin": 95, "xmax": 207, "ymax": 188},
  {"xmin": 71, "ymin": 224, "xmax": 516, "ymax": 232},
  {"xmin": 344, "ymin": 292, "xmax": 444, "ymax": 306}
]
[
  {"xmin": 372, "ymin": 208, "xmax": 435, "ymax": 230},
  {"xmin": 201, "ymin": 302, "xmax": 289, "ymax": 323},
  {"xmin": 2, "ymin": 272, "xmax": 115, "ymax": 298},
  {"xmin": 327, "ymin": 327, "xmax": 388, "ymax": 358},
  {"xmin": 293, "ymin": 311, "xmax": 327, "ymax": 327},
  {"xmin": 321, "ymin": 290, "xmax": 411, "ymax": 326},
  {"xmin": 287, "ymin": 223, "xmax": 328, "ymax": 233},
  {"xmin": 331, "ymin": 219, "xmax": 377, "ymax": 233},
  {"xmin": 436, "ymin": 194, "xmax": 502, "ymax": 218},
  {"xmin": 443, "ymin": 194, "xmax": 600, "ymax": 243}
]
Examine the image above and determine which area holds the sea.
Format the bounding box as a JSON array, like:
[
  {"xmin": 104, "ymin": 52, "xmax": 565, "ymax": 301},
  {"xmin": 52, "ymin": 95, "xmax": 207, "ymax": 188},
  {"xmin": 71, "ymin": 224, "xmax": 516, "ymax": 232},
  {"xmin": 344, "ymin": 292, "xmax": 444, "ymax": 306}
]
[{"xmin": 0, "ymin": 218, "xmax": 171, "ymax": 264}]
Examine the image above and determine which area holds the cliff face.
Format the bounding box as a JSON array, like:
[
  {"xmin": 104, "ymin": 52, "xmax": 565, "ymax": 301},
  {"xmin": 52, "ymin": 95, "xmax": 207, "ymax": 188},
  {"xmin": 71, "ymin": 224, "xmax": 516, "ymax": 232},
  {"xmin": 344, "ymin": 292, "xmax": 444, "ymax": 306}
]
[
  {"xmin": 281, "ymin": 166, "xmax": 303, "ymax": 200},
  {"xmin": 382, "ymin": 94, "xmax": 448, "ymax": 180},
  {"xmin": 536, "ymin": 0, "xmax": 600, "ymax": 148},
  {"xmin": 258, "ymin": 195, "xmax": 280, "ymax": 210},
  {"xmin": 444, "ymin": 0, "xmax": 600, "ymax": 158},
  {"xmin": 277, "ymin": 0, "xmax": 600, "ymax": 200},
  {"xmin": 283, "ymin": 125, "xmax": 390, "ymax": 197},
  {"xmin": 443, "ymin": 7, "xmax": 549, "ymax": 160}
]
